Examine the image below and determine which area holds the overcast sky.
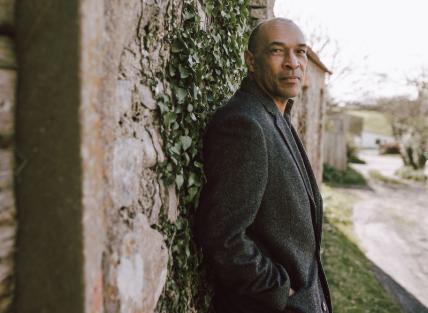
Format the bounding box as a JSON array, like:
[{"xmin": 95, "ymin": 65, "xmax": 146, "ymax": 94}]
[{"xmin": 274, "ymin": 0, "xmax": 428, "ymax": 102}]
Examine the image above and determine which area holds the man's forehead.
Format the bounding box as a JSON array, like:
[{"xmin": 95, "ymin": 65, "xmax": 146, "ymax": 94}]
[{"xmin": 258, "ymin": 20, "xmax": 306, "ymax": 46}]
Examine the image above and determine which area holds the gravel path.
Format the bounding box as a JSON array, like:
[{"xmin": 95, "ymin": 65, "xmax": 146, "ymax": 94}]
[{"xmin": 349, "ymin": 150, "xmax": 428, "ymax": 312}]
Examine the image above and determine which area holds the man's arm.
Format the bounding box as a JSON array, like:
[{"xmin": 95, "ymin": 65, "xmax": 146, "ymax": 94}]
[{"xmin": 196, "ymin": 113, "xmax": 291, "ymax": 311}]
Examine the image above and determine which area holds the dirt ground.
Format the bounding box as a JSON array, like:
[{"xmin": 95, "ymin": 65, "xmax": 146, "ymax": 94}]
[{"xmin": 347, "ymin": 150, "xmax": 428, "ymax": 312}]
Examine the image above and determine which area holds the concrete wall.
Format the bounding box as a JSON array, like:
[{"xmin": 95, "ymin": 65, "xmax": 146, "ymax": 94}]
[{"xmin": 0, "ymin": 0, "xmax": 16, "ymax": 311}]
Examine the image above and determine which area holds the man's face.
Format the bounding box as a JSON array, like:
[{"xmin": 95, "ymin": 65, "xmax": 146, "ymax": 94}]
[{"xmin": 246, "ymin": 20, "xmax": 308, "ymax": 102}]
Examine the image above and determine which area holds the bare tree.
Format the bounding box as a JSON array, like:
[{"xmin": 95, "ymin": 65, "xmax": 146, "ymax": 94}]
[
  {"xmin": 379, "ymin": 72, "xmax": 428, "ymax": 171},
  {"xmin": 289, "ymin": 17, "xmax": 370, "ymax": 104}
]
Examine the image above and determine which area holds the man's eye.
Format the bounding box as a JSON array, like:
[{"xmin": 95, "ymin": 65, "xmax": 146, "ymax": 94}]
[
  {"xmin": 297, "ymin": 49, "xmax": 307, "ymax": 55},
  {"xmin": 271, "ymin": 49, "xmax": 283, "ymax": 54}
]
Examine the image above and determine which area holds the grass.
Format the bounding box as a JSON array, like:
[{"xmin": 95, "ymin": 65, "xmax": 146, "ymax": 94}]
[
  {"xmin": 368, "ymin": 169, "xmax": 403, "ymax": 185},
  {"xmin": 395, "ymin": 166, "xmax": 427, "ymax": 182},
  {"xmin": 323, "ymin": 164, "xmax": 367, "ymax": 187},
  {"xmin": 321, "ymin": 185, "xmax": 402, "ymax": 313},
  {"xmin": 346, "ymin": 109, "xmax": 393, "ymax": 137}
]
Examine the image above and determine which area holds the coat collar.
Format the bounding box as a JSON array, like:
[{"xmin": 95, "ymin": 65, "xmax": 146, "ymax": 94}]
[
  {"xmin": 240, "ymin": 75, "xmax": 323, "ymax": 236},
  {"xmin": 239, "ymin": 76, "xmax": 295, "ymax": 119}
]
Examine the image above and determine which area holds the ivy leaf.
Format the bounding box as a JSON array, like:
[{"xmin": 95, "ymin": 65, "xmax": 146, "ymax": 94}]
[
  {"xmin": 180, "ymin": 136, "xmax": 192, "ymax": 151},
  {"xmin": 179, "ymin": 64, "xmax": 190, "ymax": 78},
  {"xmin": 176, "ymin": 174, "xmax": 184, "ymax": 190},
  {"xmin": 171, "ymin": 38, "xmax": 185, "ymax": 53},
  {"xmin": 175, "ymin": 87, "xmax": 187, "ymax": 103},
  {"xmin": 183, "ymin": 11, "xmax": 195, "ymax": 21}
]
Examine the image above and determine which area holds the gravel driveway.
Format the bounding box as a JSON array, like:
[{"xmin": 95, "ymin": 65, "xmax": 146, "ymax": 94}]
[{"xmin": 349, "ymin": 150, "xmax": 428, "ymax": 312}]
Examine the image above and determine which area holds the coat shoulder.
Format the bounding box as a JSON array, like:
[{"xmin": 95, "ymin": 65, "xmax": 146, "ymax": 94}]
[{"xmin": 208, "ymin": 89, "xmax": 272, "ymax": 129}]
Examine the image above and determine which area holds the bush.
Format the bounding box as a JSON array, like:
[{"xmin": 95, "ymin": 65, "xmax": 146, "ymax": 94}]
[
  {"xmin": 347, "ymin": 137, "xmax": 366, "ymax": 164},
  {"xmin": 368, "ymin": 170, "xmax": 402, "ymax": 185},
  {"xmin": 378, "ymin": 142, "xmax": 400, "ymax": 155},
  {"xmin": 323, "ymin": 164, "xmax": 367, "ymax": 187},
  {"xmin": 395, "ymin": 166, "xmax": 427, "ymax": 182}
]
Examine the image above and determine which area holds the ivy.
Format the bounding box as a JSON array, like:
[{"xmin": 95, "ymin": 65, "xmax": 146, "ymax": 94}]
[{"xmin": 153, "ymin": 0, "xmax": 250, "ymax": 312}]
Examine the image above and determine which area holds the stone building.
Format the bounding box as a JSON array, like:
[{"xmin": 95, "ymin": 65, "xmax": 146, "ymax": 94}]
[
  {"xmin": 0, "ymin": 0, "xmax": 330, "ymax": 312},
  {"xmin": 291, "ymin": 48, "xmax": 332, "ymax": 183}
]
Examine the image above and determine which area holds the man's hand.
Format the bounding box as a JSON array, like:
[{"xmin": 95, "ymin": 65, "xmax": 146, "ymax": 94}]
[{"xmin": 288, "ymin": 288, "xmax": 295, "ymax": 296}]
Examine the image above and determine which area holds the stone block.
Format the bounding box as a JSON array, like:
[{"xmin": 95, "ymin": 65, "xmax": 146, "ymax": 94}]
[
  {"xmin": 147, "ymin": 126, "xmax": 165, "ymax": 164},
  {"xmin": 167, "ymin": 184, "xmax": 178, "ymax": 222},
  {"xmin": 249, "ymin": 0, "xmax": 266, "ymax": 8},
  {"xmin": 0, "ymin": 190, "xmax": 13, "ymax": 212},
  {"xmin": 0, "ymin": 36, "xmax": 15, "ymax": 69},
  {"xmin": 112, "ymin": 138, "xmax": 144, "ymax": 207},
  {"xmin": 0, "ymin": 67, "xmax": 16, "ymax": 139},
  {"xmin": 138, "ymin": 84, "xmax": 157, "ymax": 110},
  {"xmin": 250, "ymin": 7, "xmax": 267, "ymax": 20},
  {"xmin": 115, "ymin": 79, "xmax": 133, "ymax": 122},
  {"xmin": 0, "ymin": 0, "xmax": 14, "ymax": 31},
  {"xmin": 0, "ymin": 150, "xmax": 12, "ymax": 189},
  {"xmin": 115, "ymin": 214, "xmax": 168, "ymax": 313}
]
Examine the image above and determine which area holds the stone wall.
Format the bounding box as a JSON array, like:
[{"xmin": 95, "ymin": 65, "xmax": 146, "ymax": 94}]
[
  {"xmin": 15, "ymin": 1, "xmax": 192, "ymax": 313},
  {"xmin": 98, "ymin": 1, "xmax": 176, "ymax": 311},
  {"xmin": 12, "ymin": 1, "xmax": 329, "ymax": 312},
  {"xmin": 0, "ymin": 0, "xmax": 16, "ymax": 311}
]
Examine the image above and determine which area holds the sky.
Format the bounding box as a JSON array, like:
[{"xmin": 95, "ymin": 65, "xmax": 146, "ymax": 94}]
[{"xmin": 274, "ymin": 0, "xmax": 428, "ymax": 103}]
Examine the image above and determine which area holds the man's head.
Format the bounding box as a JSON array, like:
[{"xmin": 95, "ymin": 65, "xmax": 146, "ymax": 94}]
[{"xmin": 245, "ymin": 18, "xmax": 308, "ymax": 103}]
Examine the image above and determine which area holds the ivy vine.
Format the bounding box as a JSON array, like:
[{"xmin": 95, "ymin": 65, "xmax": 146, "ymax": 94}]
[{"xmin": 153, "ymin": 0, "xmax": 251, "ymax": 312}]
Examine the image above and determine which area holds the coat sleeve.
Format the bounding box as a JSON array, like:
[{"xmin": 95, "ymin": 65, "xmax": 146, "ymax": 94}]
[{"xmin": 196, "ymin": 113, "xmax": 291, "ymax": 311}]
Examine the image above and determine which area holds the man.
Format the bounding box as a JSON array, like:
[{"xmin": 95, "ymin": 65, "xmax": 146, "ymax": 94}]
[{"xmin": 195, "ymin": 18, "xmax": 332, "ymax": 313}]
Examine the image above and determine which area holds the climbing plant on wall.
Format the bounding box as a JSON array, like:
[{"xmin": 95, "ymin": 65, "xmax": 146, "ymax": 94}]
[{"xmin": 154, "ymin": 0, "xmax": 250, "ymax": 312}]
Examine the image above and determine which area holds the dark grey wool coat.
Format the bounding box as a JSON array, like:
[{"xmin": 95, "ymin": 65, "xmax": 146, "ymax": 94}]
[{"xmin": 195, "ymin": 76, "xmax": 332, "ymax": 313}]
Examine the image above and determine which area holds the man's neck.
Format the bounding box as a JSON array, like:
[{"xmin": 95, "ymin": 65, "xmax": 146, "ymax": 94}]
[
  {"xmin": 273, "ymin": 98, "xmax": 290, "ymax": 115},
  {"xmin": 250, "ymin": 75, "xmax": 291, "ymax": 115}
]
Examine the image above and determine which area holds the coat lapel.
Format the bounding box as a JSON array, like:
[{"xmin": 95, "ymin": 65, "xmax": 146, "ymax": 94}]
[
  {"xmin": 274, "ymin": 115, "xmax": 316, "ymax": 205},
  {"xmin": 239, "ymin": 77, "xmax": 322, "ymax": 244}
]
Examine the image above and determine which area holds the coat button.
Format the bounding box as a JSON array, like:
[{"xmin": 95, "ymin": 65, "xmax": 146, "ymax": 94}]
[{"xmin": 322, "ymin": 301, "xmax": 328, "ymax": 312}]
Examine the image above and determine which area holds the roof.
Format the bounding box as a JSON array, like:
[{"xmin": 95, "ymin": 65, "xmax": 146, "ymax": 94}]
[{"xmin": 307, "ymin": 47, "xmax": 332, "ymax": 74}]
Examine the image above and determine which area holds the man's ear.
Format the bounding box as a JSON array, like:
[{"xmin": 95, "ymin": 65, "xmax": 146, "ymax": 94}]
[{"xmin": 244, "ymin": 50, "xmax": 255, "ymax": 73}]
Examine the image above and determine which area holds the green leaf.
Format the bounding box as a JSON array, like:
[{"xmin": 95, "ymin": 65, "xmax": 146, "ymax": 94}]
[
  {"xmin": 179, "ymin": 64, "xmax": 190, "ymax": 78},
  {"xmin": 176, "ymin": 174, "xmax": 184, "ymax": 189},
  {"xmin": 171, "ymin": 38, "xmax": 185, "ymax": 53},
  {"xmin": 175, "ymin": 87, "xmax": 187, "ymax": 103},
  {"xmin": 180, "ymin": 136, "xmax": 192, "ymax": 151}
]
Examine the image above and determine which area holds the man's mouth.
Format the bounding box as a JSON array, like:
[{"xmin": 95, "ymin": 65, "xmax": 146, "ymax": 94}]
[{"xmin": 279, "ymin": 76, "xmax": 300, "ymax": 83}]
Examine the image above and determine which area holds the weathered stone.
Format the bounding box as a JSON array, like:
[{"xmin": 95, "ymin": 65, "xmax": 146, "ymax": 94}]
[
  {"xmin": 0, "ymin": 297, "xmax": 11, "ymax": 313},
  {"xmin": 0, "ymin": 67, "xmax": 16, "ymax": 138},
  {"xmin": 0, "ymin": 190, "xmax": 13, "ymax": 212},
  {"xmin": 112, "ymin": 138, "xmax": 144, "ymax": 207},
  {"xmin": 115, "ymin": 214, "xmax": 168, "ymax": 313},
  {"xmin": 148, "ymin": 180, "xmax": 162, "ymax": 224},
  {"xmin": 0, "ymin": 0, "xmax": 14, "ymax": 30},
  {"xmin": 250, "ymin": 7, "xmax": 267, "ymax": 20},
  {"xmin": 249, "ymin": 0, "xmax": 266, "ymax": 8},
  {"xmin": 0, "ymin": 150, "xmax": 12, "ymax": 189},
  {"xmin": 167, "ymin": 184, "xmax": 178, "ymax": 222},
  {"xmin": 196, "ymin": 0, "xmax": 208, "ymax": 31},
  {"xmin": 0, "ymin": 257, "xmax": 12, "ymax": 281},
  {"xmin": 138, "ymin": 84, "xmax": 157, "ymax": 110},
  {"xmin": 0, "ymin": 36, "xmax": 15, "ymax": 69},
  {"xmin": 116, "ymin": 80, "xmax": 133, "ymax": 122},
  {"xmin": 140, "ymin": 127, "xmax": 158, "ymax": 168},
  {"xmin": 147, "ymin": 126, "xmax": 165, "ymax": 164}
]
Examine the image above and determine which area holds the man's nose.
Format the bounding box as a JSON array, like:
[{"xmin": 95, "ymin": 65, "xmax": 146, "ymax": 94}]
[{"xmin": 282, "ymin": 52, "xmax": 299, "ymax": 70}]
